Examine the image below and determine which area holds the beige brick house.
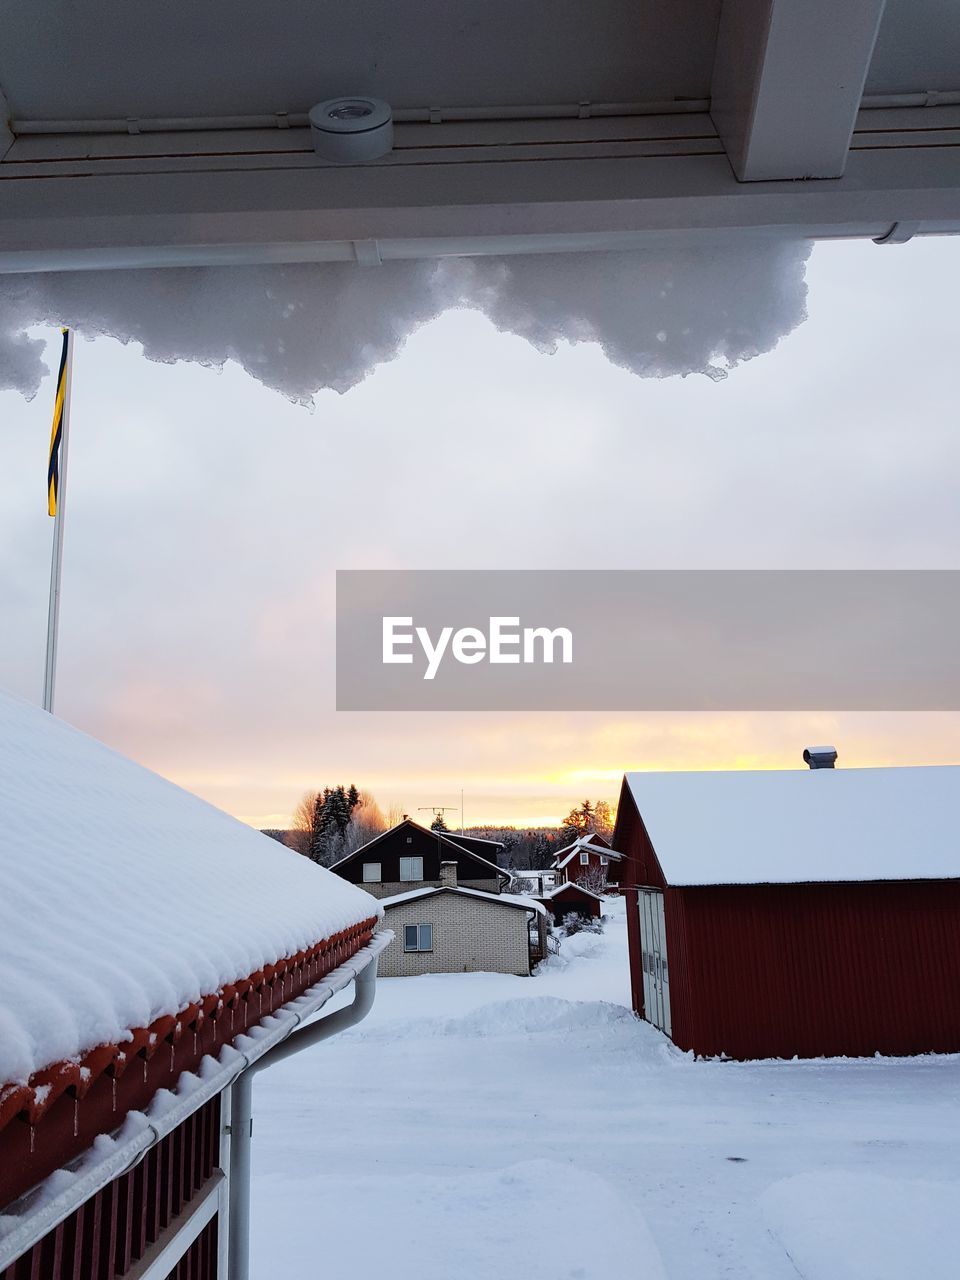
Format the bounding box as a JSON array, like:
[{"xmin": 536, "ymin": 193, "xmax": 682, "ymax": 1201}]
[{"xmin": 378, "ymin": 864, "xmax": 547, "ymax": 977}]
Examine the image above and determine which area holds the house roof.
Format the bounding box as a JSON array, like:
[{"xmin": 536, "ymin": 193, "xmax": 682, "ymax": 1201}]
[
  {"xmin": 380, "ymin": 885, "xmax": 546, "ymax": 916},
  {"xmin": 332, "ymin": 819, "xmax": 508, "ymax": 880},
  {"xmin": 3, "ymin": 0, "xmax": 959, "ymax": 276},
  {"xmin": 554, "ymin": 834, "xmax": 622, "ymax": 869},
  {"xmin": 543, "ymin": 882, "xmax": 605, "ymax": 902},
  {"xmin": 0, "ymin": 688, "xmax": 379, "ymax": 1095},
  {"xmin": 623, "ymin": 766, "xmax": 960, "ymax": 887}
]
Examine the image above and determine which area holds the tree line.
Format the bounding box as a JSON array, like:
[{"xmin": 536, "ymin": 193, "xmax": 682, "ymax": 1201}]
[{"xmin": 263, "ymin": 793, "xmax": 615, "ymax": 872}]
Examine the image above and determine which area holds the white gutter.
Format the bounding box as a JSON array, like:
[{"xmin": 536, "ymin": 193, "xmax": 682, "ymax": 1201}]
[
  {"xmin": 226, "ymin": 936, "xmax": 386, "ymax": 1280},
  {"xmin": 0, "ymin": 930, "xmax": 391, "ymax": 1273},
  {"xmin": 7, "ymin": 89, "xmax": 958, "ymax": 136}
]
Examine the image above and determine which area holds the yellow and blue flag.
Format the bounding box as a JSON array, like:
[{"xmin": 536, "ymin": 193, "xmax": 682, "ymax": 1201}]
[{"xmin": 47, "ymin": 329, "xmax": 69, "ymax": 517}]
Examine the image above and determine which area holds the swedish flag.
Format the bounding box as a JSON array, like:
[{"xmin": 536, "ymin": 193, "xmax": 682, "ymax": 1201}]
[{"xmin": 47, "ymin": 329, "xmax": 69, "ymax": 517}]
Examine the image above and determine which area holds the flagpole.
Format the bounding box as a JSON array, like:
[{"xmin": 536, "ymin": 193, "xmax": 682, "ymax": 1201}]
[{"xmin": 42, "ymin": 329, "xmax": 74, "ymax": 714}]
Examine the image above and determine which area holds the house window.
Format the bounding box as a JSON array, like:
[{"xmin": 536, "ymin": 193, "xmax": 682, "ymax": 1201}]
[
  {"xmin": 362, "ymin": 862, "xmax": 381, "ymax": 883},
  {"xmin": 600, "ymin": 856, "xmax": 608, "ymax": 866},
  {"xmin": 404, "ymin": 923, "xmax": 433, "ymax": 952},
  {"xmin": 579, "ymin": 851, "xmax": 589, "ymax": 865},
  {"xmin": 399, "ymin": 856, "xmax": 424, "ymax": 882}
]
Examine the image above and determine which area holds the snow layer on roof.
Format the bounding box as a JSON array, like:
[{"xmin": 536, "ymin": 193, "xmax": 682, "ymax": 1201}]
[
  {"xmin": 545, "ymin": 883, "xmax": 605, "ymax": 901},
  {"xmin": 0, "ymin": 689, "xmax": 378, "ymax": 1087},
  {"xmin": 624, "ymin": 767, "xmax": 960, "ymax": 886},
  {"xmin": 380, "ymin": 886, "xmax": 546, "ymax": 915}
]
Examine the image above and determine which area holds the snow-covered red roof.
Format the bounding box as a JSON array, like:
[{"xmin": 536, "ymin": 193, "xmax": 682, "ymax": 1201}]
[
  {"xmin": 380, "ymin": 885, "xmax": 546, "ymax": 916},
  {"xmin": 0, "ymin": 689, "xmax": 379, "ymax": 1089},
  {"xmin": 543, "ymin": 882, "xmax": 605, "ymax": 901},
  {"xmin": 624, "ymin": 766, "xmax": 960, "ymax": 886},
  {"xmin": 555, "ymin": 835, "xmax": 622, "ymax": 870}
]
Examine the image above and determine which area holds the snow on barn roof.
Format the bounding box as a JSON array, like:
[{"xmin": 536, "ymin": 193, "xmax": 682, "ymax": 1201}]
[
  {"xmin": 0, "ymin": 689, "xmax": 379, "ymax": 1088},
  {"xmin": 624, "ymin": 766, "xmax": 960, "ymax": 886}
]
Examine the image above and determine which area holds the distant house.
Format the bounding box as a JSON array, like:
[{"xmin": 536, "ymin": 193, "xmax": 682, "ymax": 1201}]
[
  {"xmin": 538, "ymin": 880, "xmax": 604, "ymax": 926},
  {"xmin": 330, "ymin": 818, "xmax": 508, "ymax": 898},
  {"xmin": 612, "ymin": 758, "xmax": 960, "ymax": 1059},
  {"xmin": 0, "ymin": 690, "xmax": 382, "ymax": 1280},
  {"xmin": 511, "ymin": 868, "xmax": 557, "ymax": 896},
  {"xmin": 379, "ymin": 862, "xmax": 547, "ymax": 976},
  {"xmin": 553, "ymin": 832, "xmax": 623, "ymax": 890}
]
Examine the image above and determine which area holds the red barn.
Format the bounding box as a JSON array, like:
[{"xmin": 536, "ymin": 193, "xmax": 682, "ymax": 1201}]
[
  {"xmin": 0, "ymin": 691, "xmax": 384, "ymax": 1280},
  {"xmin": 612, "ymin": 760, "xmax": 960, "ymax": 1060}
]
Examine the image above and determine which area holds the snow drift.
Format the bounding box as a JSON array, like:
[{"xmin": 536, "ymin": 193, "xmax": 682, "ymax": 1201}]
[{"xmin": 0, "ymin": 242, "xmax": 810, "ymax": 401}]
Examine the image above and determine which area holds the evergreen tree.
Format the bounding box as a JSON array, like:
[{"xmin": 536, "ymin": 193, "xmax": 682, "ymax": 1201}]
[
  {"xmin": 347, "ymin": 783, "xmax": 360, "ymax": 811},
  {"xmin": 309, "ymin": 788, "xmax": 333, "ymax": 864},
  {"xmin": 430, "ymin": 813, "xmax": 449, "ymax": 832}
]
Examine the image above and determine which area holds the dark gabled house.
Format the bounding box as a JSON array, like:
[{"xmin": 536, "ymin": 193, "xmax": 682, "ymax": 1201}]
[{"xmin": 330, "ymin": 819, "xmax": 508, "ymax": 899}]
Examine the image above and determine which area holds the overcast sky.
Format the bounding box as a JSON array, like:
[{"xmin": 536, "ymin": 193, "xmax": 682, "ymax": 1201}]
[{"xmin": 2, "ymin": 237, "xmax": 959, "ymax": 828}]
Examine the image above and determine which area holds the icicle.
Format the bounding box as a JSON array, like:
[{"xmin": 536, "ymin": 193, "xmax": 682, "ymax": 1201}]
[{"xmin": 73, "ymin": 1097, "xmax": 79, "ymax": 1138}]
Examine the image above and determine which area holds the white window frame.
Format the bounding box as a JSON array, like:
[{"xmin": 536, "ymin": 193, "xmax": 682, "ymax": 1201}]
[
  {"xmin": 362, "ymin": 862, "xmax": 381, "ymax": 883},
  {"xmin": 399, "ymin": 855, "xmax": 424, "ymax": 882},
  {"xmin": 579, "ymin": 850, "xmax": 589, "ymax": 865},
  {"xmin": 403, "ymin": 923, "xmax": 433, "ymax": 952}
]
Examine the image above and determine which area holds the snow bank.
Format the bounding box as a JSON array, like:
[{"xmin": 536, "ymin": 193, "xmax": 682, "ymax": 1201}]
[
  {"xmin": 0, "ymin": 241, "xmax": 810, "ymax": 400},
  {"xmin": 761, "ymin": 1171, "xmax": 960, "ymax": 1279},
  {"xmin": 0, "ymin": 687, "xmax": 378, "ymax": 1085},
  {"xmin": 625, "ymin": 765, "xmax": 960, "ymax": 884}
]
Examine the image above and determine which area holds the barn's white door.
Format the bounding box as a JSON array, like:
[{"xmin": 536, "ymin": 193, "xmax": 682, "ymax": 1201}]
[{"xmin": 637, "ymin": 889, "xmax": 672, "ymax": 1037}]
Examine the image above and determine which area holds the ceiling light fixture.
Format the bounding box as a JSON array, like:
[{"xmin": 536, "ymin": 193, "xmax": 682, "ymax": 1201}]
[{"xmin": 308, "ymin": 97, "xmax": 393, "ymax": 163}]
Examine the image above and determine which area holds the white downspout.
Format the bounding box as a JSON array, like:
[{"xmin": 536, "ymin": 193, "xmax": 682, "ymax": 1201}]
[{"xmin": 227, "ymin": 952, "xmax": 380, "ymax": 1280}]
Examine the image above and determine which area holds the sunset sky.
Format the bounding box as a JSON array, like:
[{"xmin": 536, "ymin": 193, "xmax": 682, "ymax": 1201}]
[{"xmin": 2, "ymin": 237, "xmax": 959, "ymax": 830}]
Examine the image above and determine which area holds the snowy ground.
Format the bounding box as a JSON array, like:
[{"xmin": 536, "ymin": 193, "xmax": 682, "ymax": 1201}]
[{"xmin": 251, "ymin": 899, "xmax": 960, "ymax": 1279}]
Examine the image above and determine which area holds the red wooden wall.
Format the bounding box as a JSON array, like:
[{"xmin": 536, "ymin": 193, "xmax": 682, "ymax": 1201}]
[
  {"xmin": 672, "ymin": 880, "xmax": 960, "ymax": 1058},
  {"xmin": 613, "ymin": 779, "xmax": 960, "ymax": 1059},
  {"xmin": 2, "ymin": 1095, "xmax": 220, "ymax": 1280}
]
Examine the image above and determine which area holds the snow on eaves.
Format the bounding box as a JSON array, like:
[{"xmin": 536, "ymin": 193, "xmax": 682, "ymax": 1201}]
[
  {"xmin": 0, "ymin": 243, "xmax": 810, "ymax": 402},
  {"xmin": 0, "ymin": 688, "xmax": 379, "ymax": 1087},
  {"xmin": 624, "ymin": 766, "xmax": 960, "ymax": 886}
]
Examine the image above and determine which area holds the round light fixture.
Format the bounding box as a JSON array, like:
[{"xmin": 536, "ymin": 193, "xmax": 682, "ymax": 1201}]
[{"xmin": 308, "ymin": 97, "xmax": 393, "ymax": 163}]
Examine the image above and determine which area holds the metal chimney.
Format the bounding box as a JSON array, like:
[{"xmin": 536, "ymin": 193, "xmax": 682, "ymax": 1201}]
[{"xmin": 803, "ymin": 745, "xmax": 838, "ymax": 769}]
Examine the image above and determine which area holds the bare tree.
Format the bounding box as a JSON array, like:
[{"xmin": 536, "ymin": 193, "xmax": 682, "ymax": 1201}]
[
  {"xmin": 576, "ymin": 863, "xmax": 608, "ymax": 896},
  {"xmin": 344, "ymin": 790, "xmax": 388, "ymax": 854},
  {"xmin": 284, "ymin": 790, "xmax": 319, "ymax": 857},
  {"xmin": 387, "ymin": 803, "xmax": 406, "ymax": 828}
]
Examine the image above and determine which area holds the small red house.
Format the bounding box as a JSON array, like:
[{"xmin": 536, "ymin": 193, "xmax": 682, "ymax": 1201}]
[
  {"xmin": 613, "ymin": 761, "xmax": 960, "ymax": 1060},
  {"xmin": 538, "ymin": 881, "xmax": 604, "ymax": 925},
  {"xmin": 552, "ymin": 833, "xmax": 622, "ymax": 891},
  {"xmin": 0, "ymin": 691, "xmax": 383, "ymax": 1280}
]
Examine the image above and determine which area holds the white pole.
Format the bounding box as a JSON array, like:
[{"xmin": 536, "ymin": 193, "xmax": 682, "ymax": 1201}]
[
  {"xmin": 460, "ymin": 789, "xmax": 464, "ymax": 835},
  {"xmin": 42, "ymin": 329, "xmax": 74, "ymax": 714}
]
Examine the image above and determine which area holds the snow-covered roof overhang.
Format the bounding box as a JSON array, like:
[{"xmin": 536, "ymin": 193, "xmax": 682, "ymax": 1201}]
[
  {"xmin": 0, "ymin": 688, "xmax": 380, "ymax": 1092},
  {"xmin": 1, "ymin": 0, "xmax": 959, "ymax": 272},
  {"xmin": 623, "ymin": 766, "xmax": 960, "ymax": 886}
]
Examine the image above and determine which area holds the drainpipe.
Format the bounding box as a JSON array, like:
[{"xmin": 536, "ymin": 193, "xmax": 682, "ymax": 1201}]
[{"xmin": 227, "ymin": 952, "xmax": 380, "ymax": 1280}]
